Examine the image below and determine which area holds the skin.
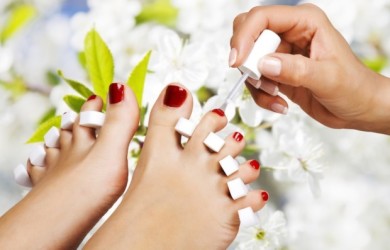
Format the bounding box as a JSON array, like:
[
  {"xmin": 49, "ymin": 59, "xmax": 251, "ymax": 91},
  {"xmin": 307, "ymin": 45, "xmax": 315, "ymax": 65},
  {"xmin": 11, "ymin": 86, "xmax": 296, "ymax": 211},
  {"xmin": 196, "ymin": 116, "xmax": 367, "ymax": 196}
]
[
  {"xmin": 230, "ymin": 4, "xmax": 390, "ymax": 134},
  {"xmin": 85, "ymin": 84, "xmax": 268, "ymax": 250},
  {"xmin": 0, "ymin": 84, "xmax": 140, "ymax": 249}
]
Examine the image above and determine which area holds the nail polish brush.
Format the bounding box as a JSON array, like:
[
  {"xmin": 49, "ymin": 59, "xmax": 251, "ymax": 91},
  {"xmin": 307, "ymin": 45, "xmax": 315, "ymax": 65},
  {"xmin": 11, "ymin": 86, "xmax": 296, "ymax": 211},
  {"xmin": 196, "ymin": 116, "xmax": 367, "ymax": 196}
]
[{"xmin": 221, "ymin": 29, "xmax": 281, "ymax": 111}]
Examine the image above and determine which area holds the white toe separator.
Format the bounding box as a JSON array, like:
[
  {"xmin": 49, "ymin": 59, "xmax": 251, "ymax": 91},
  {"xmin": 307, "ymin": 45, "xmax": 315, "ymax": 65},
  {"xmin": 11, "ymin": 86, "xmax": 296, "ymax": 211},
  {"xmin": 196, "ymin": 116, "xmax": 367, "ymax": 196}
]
[
  {"xmin": 44, "ymin": 127, "xmax": 60, "ymax": 148},
  {"xmin": 14, "ymin": 164, "xmax": 32, "ymax": 188},
  {"xmin": 219, "ymin": 155, "xmax": 239, "ymax": 176},
  {"xmin": 203, "ymin": 132, "xmax": 225, "ymax": 152},
  {"xmin": 79, "ymin": 111, "xmax": 105, "ymax": 128},
  {"xmin": 175, "ymin": 118, "xmax": 196, "ymax": 137},
  {"xmin": 238, "ymin": 207, "xmax": 258, "ymax": 227},
  {"xmin": 29, "ymin": 145, "xmax": 46, "ymax": 166},
  {"xmin": 227, "ymin": 178, "xmax": 248, "ymax": 200},
  {"xmin": 61, "ymin": 111, "xmax": 77, "ymax": 130}
]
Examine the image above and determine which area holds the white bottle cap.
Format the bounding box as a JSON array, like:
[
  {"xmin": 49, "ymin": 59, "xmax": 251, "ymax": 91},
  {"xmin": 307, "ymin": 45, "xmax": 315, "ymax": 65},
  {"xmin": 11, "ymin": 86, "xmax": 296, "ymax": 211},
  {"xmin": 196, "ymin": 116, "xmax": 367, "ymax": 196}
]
[
  {"xmin": 238, "ymin": 207, "xmax": 258, "ymax": 227},
  {"xmin": 175, "ymin": 117, "xmax": 196, "ymax": 138},
  {"xmin": 227, "ymin": 178, "xmax": 248, "ymax": 200},
  {"xmin": 238, "ymin": 29, "xmax": 281, "ymax": 80},
  {"xmin": 14, "ymin": 164, "xmax": 32, "ymax": 188},
  {"xmin": 79, "ymin": 111, "xmax": 105, "ymax": 128},
  {"xmin": 44, "ymin": 126, "xmax": 60, "ymax": 148}
]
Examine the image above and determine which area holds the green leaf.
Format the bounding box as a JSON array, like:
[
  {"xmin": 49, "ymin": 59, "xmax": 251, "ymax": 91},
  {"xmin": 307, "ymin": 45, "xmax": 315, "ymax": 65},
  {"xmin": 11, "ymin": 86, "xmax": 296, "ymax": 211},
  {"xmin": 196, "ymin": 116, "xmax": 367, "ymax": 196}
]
[
  {"xmin": 0, "ymin": 4, "xmax": 37, "ymax": 43},
  {"xmin": 63, "ymin": 95, "xmax": 86, "ymax": 113},
  {"xmin": 78, "ymin": 51, "xmax": 87, "ymax": 70},
  {"xmin": 46, "ymin": 70, "xmax": 61, "ymax": 86},
  {"xmin": 84, "ymin": 29, "xmax": 114, "ymax": 99},
  {"xmin": 58, "ymin": 70, "xmax": 94, "ymax": 98},
  {"xmin": 136, "ymin": 0, "xmax": 178, "ymax": 27},
  {"xmin": 38, "ymin": 107, "xmax": 56, "ymax": 124},
  {"xmin": 0, "ymin": 76, "xmax": 27, "ymax": 98},
  {"xmin": 26, "ymin": 115, "xmax": 61, "ymax": 144},
  {"xmin": 362, "ymin": 57, "xmax": 387, "ymax": 73},
  {"xmin": 127, "ymin": 50, "xmax": 151, "ymax": 107}
]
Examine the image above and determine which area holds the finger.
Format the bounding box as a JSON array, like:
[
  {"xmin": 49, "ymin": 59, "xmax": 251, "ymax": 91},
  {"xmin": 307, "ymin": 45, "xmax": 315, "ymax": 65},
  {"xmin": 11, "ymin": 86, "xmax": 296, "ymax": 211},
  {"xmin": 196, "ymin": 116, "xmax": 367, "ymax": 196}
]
[
  {"xmin": 246, "ymin": 82, "xmax": 289, "ymax": 115},
  {"xmin": 230, "ymin": 4, "xmax": 323, "ymax": 67},
  {"xmin": 258, "ymin": 53, "xmax": 337, "ymax": 96}
]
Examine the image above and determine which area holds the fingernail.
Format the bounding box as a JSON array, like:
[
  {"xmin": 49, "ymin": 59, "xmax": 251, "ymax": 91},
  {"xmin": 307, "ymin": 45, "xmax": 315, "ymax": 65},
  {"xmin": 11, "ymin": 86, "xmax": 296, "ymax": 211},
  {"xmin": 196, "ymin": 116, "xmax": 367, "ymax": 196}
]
[
  {"xmin": 247, "ymin": 77, "xmax": 261, "ymax": 89},
  {"xmin": 259, "ymin": 79, "xmax": 279, "ymax": 96},
  {"xmin": 164, "ymin": 85, "xmax": 187, "ymax": 107},
  {"xmin": 270, "ymin": 103, "xmax": 288, "ymax": 115},
  {"xmin": 212, "ymin": 109, "xmax": 225, "ymax": 117},
  {"xmin": 109, "ymin": 83, "xmax": 124, "ymax": 104},
  {"xmin": 232, "ymin": 132, "xmax": 244, "ymax": 142},
  {"xmin": 229, "ymin": 48, "xmax": 237, "ymax": 67},
  {"xmin": 261, "ymin": 191, "xmax": 269, "ymax": 201},
  {"xmin": 87, "ymin": 94, "xmax": 97, "ymax": 101},
  {"xmin": 249, "ymin": 160, "xmax": 260, "ymax": 170},
  {"xmin": 259, "ymin": 56, "xmax": 281, "ymax": 76}
]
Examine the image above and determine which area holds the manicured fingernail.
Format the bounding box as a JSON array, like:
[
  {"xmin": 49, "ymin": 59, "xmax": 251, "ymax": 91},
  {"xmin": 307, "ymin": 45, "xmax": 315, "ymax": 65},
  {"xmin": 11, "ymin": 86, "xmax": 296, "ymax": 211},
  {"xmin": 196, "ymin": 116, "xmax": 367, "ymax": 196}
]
[
  {"xmin": 164, "ymin": 85, "xmax": 187, "ymax": 107},
  {"xmin": 259, "ymin": 56, "xmax": 281, "ymax": 76},
  {"xmin": 247, "ymin": 77, "xmax": 261, "ymax": 89},
  {"xmin": 109, "ymin": 83, "xmax": 124, "ymax": 104},
  {"xmin": 249, "ymin": 160, "xmax": 260, "ymax": 170},
  {"xmin": 261, "ymin": 191, "xmax": 269, "ymax": 201},
  {"xmin": 229, "ymin": 48, "xmax": 237, "ymax": 67},
  {"xmin": 270, "ymin": 103, "xmax": 288, "ymax": 115},
  {"xmin": 232, "ymin": 132, "xmax": 244, "ymax": 142},
  {"xmin": 212, "ymin": 109, "xmax": 225, "ymax": 117},
  {"xmin": 259, "ymin": 79, "xmax": 279, "ymax": 96},
  {"xmin": 87, "ymin": 95, "xmax": 97, "ymax": 101}
]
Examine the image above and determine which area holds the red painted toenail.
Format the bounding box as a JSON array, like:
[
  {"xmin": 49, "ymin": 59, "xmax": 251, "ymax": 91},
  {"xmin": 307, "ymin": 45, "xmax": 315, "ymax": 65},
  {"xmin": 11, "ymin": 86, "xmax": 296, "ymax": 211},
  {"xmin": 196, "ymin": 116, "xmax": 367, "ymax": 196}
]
[
  {"xmin": 249, "ymin": 160, "xmax": 260, "ymax": 170},
  {"xmin": 232, "ymin": 132, "xmax": 244, "ymax": 142},
  {"xmin": 212, "ymin": 109, "xmax": 225, "ymax": 117},
  {"xmin": 164, "ymin": 85, "xmax": 187, "ymax": 107},
  {"xmin": 109, "ymin": 83, "xmax": 124, "ymax": 104},
  {"xmin": 261, "ymin": 191, "xmax": 269, "ymax": 201},
  {"xmin": 87, "ymin": 95, "xmax": 97, "ymax": 101}
]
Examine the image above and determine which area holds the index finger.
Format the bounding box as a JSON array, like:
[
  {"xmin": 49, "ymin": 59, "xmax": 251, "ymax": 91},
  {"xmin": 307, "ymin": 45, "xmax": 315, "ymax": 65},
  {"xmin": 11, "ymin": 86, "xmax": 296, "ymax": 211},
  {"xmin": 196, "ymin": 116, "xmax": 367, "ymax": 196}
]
[{"xmin": 230, "ymin": 4, "xmax": 320, "ymax": 67}]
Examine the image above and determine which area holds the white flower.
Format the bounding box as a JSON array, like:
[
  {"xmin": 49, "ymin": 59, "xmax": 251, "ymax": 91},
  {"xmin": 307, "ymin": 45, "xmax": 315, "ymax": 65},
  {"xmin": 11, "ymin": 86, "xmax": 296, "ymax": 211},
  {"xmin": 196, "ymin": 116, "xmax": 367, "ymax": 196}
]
[
  {"xmin": 260, "ymin": 107, "xmax": 324, "ymax": 196},
  {"xmin": 234, "ymin": 207, "xmax": 287, "ymax": 250},
  {"xmin": 149, "ymin": 30, "xmax": 211, "ymax": 91},
  {"xmin": 0, "ymin": 45, "xmax": 13, "ymax": 76}
]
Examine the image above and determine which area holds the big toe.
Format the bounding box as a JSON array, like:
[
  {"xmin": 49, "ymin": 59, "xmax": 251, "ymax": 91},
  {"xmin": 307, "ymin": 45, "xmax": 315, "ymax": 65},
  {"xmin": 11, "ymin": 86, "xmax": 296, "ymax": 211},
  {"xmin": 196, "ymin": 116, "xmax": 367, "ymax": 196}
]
[
  {"xmin": 144, "ymin": 83, "xmax": 193, "ymax": 151},
  {"xmin": 93, "ymin": 83, "xmax": 140, "ymax": 154}
]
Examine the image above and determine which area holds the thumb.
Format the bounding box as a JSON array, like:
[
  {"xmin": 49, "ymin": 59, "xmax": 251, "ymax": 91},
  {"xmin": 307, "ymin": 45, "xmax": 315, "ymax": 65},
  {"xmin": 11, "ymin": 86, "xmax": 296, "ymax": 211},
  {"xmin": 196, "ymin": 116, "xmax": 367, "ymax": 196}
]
[{"xmin": 258, "ymin": 53, "xmax": 336, "ymax": 95}]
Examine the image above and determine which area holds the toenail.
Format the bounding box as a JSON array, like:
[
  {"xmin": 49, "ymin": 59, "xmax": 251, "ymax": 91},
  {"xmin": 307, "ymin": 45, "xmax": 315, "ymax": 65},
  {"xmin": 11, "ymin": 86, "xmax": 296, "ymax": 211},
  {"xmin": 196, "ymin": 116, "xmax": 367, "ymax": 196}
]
[
  {"xmin": 261, "ymin": 191, "xmax": 269, "ymax": 201},
  {"xmin": 109, "ymin": 83, "xmax": 124, "ymax": 104},
  {"xmin": 29, "ymin": 145, "xmax": 46, "ymax": 166},
  {"xmin": 61, "ymin": 111, "xmax": 77, "ymax": 130},
  {"xmin": 14, "ymin": 164, "xmax": 32, "ymax": 188},
  {"xmin": 79, "ymin": 111, "xmax": 105, "ymax": 128},
  {"xmin": 232, "ymin": 132, "xmax": 244, "ymax": 142},
  {"xmin": 227, "ymin": 178, "xmax": 248, "ymax": 200},
  {"xmin": 87, "ymin": 94, "xmax": 97, "ymax": 101},
  {"xmin": 203, "ymin": 132, "xmax": 225, "ymax": 152},
  {"xmin": 249, "ymin": 160, "xmax": 260, "ymax": 170},
  {"xmin": 212, "ymin": 109, "xmax": 225, "ymax": 117},
  {"xmin": 44, "ymin": 127, "xmax": 60, "ymax": 148},
  {"xmin": 238, "ymin": 207, "xmax": 258, "ymax": 227},
  {"xmin": 219, "ymin": 155, "xmax": 239, "ymax": 176},
  {"xmin": 164, "ymin": 85, "xmax": 187, "ymax": 107},
  {"xmin": 175, "ymin": 117, "xmax": 196, "ymax": 137}
]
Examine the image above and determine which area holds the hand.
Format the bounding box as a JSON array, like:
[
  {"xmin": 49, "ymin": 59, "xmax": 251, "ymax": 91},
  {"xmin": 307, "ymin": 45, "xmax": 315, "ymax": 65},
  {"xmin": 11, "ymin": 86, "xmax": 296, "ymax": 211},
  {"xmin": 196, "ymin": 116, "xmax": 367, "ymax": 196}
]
[{"xmin": 230, "ymin": 4, "xmax": 390, "ymax": 134}]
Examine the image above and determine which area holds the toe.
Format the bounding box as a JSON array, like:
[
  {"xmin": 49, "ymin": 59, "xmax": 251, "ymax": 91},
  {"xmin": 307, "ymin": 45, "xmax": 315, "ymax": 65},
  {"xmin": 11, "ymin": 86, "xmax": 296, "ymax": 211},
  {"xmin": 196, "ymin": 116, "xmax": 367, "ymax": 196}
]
[
  {"xmin": 144, "ymin": 83, "xmax": 193, "ymax": 152},
  {"xmin": 59, "ymin": 129, "xmax": 72, "ymax": 152},
  {"xmin": 186, "ymin": 109, "xmax": 228, "ymax": 153},
  {"xmin": 94, "ymin": 83, "xmax": 140, "ymax": 153},
  {"xmin": 45, "ymin": 148, "xmax": 61, "ymax": 169},
  {"xmin": 232, "ymin": 159, "xmax": 260, "ymax": 184},
  {"xmin": 72, "ymin": 94, "xmax": 103, "ymax": 146},
  {"xmin": 235, "ymin": 189, "xmax": 269, "ymax": 212},
  {"xmin": 217, "ymin": 131, "xmax": 245, "ymax": 159},
  {"xmin": 27, "ymin": 160, "xmax": 46, "ymax": 185}
]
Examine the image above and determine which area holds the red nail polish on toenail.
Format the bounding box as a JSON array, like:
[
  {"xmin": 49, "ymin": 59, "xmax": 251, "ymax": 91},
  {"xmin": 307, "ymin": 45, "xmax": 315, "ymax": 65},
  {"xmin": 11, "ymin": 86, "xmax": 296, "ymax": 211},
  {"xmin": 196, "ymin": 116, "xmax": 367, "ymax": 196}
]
[
  {"xmin": 164, "ymin": 85, "xmax": 187, "ymax": 107},
  {"xmin": 87, "ymin": 95, "xmax": 97, "ymax": 101},
  {"xmin": 232, "ymin": 132, "xmax": 244, "ymax": 142},
  {"xmin": 249, "ymin": 160, "xmax": 260, "ymax": 170},
  {"xmin": 109, "ymin": 83, "xmax": 124, "ymax": 104},
  {"xmin": 261, "ymin": 191, "xmax": 269, "ymax": 201},
  {"xmin": 212, "ymin": 109, "xmax": 225, "ymax": 117}
]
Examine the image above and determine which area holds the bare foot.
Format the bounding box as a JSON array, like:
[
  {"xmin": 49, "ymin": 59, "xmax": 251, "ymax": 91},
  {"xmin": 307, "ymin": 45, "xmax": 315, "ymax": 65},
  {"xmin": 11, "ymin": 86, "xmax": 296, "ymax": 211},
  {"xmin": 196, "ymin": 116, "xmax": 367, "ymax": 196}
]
[
  {"xmin": 0, "ymin": 83, "xmax": 139, "ymax": 249},
  {"xmin": 85, "ymin": 84, "xmax": 268, "ymax": 249}
]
